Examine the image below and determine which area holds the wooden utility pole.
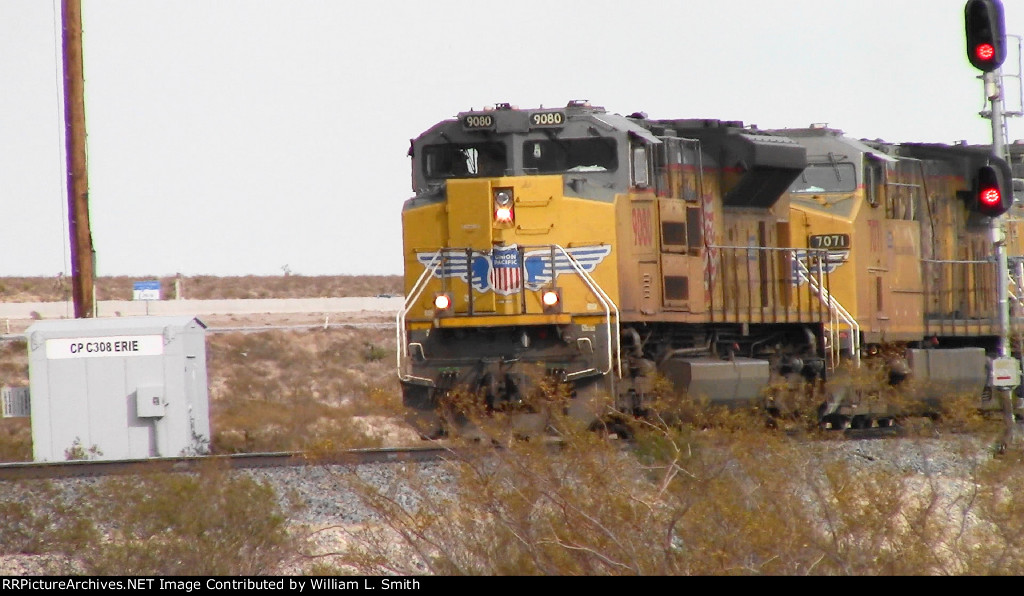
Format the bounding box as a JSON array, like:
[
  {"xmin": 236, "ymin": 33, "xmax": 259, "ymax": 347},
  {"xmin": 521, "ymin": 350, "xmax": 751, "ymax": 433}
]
[{"xmin": 62, "ymin": 0, "xmax": 95, "ymax": 318}]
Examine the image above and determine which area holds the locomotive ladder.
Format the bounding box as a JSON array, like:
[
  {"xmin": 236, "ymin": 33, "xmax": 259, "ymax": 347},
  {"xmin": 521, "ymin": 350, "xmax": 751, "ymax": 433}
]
[{"xmin": 793, "ymin": 254, "xmax": 860, "ymax": 370}]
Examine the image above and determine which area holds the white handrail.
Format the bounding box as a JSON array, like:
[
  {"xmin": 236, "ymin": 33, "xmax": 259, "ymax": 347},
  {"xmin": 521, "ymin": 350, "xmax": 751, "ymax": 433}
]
[
  {"xmin": 396, "ymin": 245, "xmax": 621, "ymax": 383},
  {"xmin": 792, "ymin": 253, "xmax": 860, "ymax": 369},
  {"xmin": 552, "ymin": 244, "xmax": 621, "ymax": 379},
  {"xmin": 396, "ymin": 249, "xmax": 444, "ymax": 383}
]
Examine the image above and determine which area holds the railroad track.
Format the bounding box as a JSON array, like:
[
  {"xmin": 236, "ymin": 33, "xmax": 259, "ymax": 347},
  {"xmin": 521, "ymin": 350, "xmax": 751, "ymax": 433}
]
[{"xmin": 0, "ymin": 446, "xmax": 451, "ymax": 482}]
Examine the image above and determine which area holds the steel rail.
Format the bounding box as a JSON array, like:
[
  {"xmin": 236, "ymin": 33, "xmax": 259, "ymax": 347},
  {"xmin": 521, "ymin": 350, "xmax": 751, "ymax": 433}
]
[{"xmin": 0, "ymin": 446, "xmax": 451, "ymax": 482}]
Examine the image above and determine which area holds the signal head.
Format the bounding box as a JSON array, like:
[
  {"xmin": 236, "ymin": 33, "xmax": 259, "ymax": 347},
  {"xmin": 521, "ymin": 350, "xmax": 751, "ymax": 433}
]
[
  {"xmin": 973, "ymin": 159, "xmax": 1013, "ymax": 218},
  {"xmin": 965, "ymin": 0, "xmax": 1006, "ymax": 72}
]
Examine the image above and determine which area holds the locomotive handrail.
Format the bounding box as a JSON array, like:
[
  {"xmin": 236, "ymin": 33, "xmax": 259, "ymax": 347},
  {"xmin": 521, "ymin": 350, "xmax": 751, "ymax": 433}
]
[
  {"xmin": 921, "ymin": 257, "xmax": 1003, "ymax": 337},
  {"xmin": 396, "ymin": 249, "xmax": 444, "ymax": 384},
  {"xmin": 1009, "ymin": 259, "xmax": 1024, "ymax": 315},
  {"xmin": 704, "ymin": 243, "xmax": 859, "ymax": 368},
  {"xmin": 548, "ymin": 243, "xmax": 622, "ymax": 380},
  {"xmin": 396, "ymin": 245, "xmax": 622, "ymax": 382},
  {"xmin": 792, "ymin": 252, "xmax": 861, "ymax": 369}
]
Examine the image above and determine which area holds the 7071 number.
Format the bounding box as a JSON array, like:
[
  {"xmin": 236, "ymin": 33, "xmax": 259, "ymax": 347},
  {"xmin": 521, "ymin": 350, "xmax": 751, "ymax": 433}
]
[{"xmin": 808, "ymin": 234, "xmax": 850, "ymax": 249}]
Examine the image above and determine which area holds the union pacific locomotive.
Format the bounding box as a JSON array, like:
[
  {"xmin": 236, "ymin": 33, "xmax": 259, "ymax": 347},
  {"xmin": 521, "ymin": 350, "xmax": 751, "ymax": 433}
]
[
  {"xmin": 768, "ymin": 126, "xmax": 1024, "ymax": 424},
  {"xmin": 397, "ymin": 101, "xmax": 1021, "ymax": 436}
]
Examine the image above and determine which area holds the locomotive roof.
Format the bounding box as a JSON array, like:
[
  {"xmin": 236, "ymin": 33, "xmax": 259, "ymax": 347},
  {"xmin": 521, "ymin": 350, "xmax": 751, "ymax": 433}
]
[
  {"xmin": 413, "ymin": 101, "xmax": 663, "ymax": 144},
  {"xmin": 767, "ymin": 126, "xmax": 896, "ymax": 163}
]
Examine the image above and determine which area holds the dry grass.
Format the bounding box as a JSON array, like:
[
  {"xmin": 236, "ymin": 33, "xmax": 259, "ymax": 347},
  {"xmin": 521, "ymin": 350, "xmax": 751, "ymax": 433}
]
[
  {"xmin": 0, "ymin": 275, "xmax": 415, "ymax": 461},
  {"xmin": 0, "ymin": 274, "xmax": 402, "ymax": 302},
  {"xmin": 207, "ymin": 326, "xmax": 409, "ymax": 453},
  {"xmin": 0, "ymin": 325, "xmax": 413, "ymax": 461},
  {"xmin": 2, "ymin": 271, "xmax": 1024, "ymax": 574},
  {"xmin": 312, "ymin": 413, "xmax": 1024, "ymax": 576},
  {"xmin": 1, "ymin": 408, "xmax": 1021, "ymax": 576},
  {"xmin": 0, "ymin": 460, "xmax": 298, "ymax": 575}
]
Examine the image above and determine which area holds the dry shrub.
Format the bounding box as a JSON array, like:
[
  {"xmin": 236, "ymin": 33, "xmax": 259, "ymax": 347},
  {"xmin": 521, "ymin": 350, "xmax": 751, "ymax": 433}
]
[
  {"xmin": 325, "ymin": 408, "xmax": 1024, "ymax": 576},
  {"xmin": 0, "ymin": 460, "xmax": 298, "ymax": 575},
  {"xmin": 76, "ymin": 461, "xmax": 298, "ymax": 575},
  {"xmin": 0, "ymin": 420, "xmax": 31, "ymax": 462},
  {"xmin": 0, "ymin": 339, "xmax": 27, "ymax": 379},
  {"xmin": 0, "ymin": 322, "xmax": 409, "ymax": 461},
  {"xmin": 959, "ymin": 447, "xmax": 1024, "ymax": 574},
  {"xmin": 207, "ymin": 327, "xmax": 405, "ymax": 453},
  {"xmin": 0, "ymin": 481, "xmax": 98, "ymax": 561},
  {"xmin": 0, "ymin": 339, "xmax": 31, "ymax": 461}
]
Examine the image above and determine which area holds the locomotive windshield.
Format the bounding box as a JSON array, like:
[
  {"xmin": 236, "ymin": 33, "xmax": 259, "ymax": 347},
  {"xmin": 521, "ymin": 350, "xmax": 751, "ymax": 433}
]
[
  {"xmin": 523, "ymin": 138, "xmax": 618, "ymax": 174},
  {"xmin": 423, "ymin": 142, "xmax": 507, "ymax": 179},
  {"xmin": 788, "ymin": 162, "xmax": 857, "ymax": 193}
]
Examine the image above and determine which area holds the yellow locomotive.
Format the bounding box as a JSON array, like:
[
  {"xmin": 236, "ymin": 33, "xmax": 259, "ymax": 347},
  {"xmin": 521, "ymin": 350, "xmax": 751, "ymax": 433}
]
[
  {"xmin": 398, "ymin": 101, "xmax": 838, "ymax": 436},
  {"xmin": 770, "ymin": 125, "xmax": 1023, "ymax": 425}
]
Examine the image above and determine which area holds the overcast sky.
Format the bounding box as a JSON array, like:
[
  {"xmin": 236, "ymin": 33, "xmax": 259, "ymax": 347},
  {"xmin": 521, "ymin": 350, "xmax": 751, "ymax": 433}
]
[{"xmin": 2, "ymin": 0, "xmax": 1023, "ymax": 278}]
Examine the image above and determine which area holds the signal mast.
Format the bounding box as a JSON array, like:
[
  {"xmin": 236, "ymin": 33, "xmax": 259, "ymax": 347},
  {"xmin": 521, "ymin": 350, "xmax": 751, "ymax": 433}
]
[{"xmin": 966, "ymin": 0, "xmax": 1022, "ymax": 439}]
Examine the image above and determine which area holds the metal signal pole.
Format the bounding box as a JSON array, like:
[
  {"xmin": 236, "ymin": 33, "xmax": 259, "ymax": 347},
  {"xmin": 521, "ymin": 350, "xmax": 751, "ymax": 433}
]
[
  {"xmin": 61, "ymin": 0, "xmax": 95, "ymax": 318},
  {"xmin": 985, "ymin": 71, "xmax": 1019, "ymax": 447},
  {"xmin": 986, "ymin": 70, "xmax": 1010, "ymax": 358}
]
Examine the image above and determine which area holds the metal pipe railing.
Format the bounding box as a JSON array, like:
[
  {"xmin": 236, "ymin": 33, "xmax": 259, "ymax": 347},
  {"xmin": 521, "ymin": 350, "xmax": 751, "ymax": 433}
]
[{"xmin": 396, "ymin": 244, "xmax": 621, "ymax": 382}]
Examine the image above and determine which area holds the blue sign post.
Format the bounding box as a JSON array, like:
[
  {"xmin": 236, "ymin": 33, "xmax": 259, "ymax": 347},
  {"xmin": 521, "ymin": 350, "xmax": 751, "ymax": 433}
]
[{"xmin": 133, "ymin": 281, "xmax": 161, "ymax": 315}]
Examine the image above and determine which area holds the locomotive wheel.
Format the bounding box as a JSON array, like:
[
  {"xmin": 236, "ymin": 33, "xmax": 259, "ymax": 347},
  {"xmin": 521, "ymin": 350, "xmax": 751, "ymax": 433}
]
[
  {"xmin": 819, "ymin": 414, "xmax": 851, "ymax": 431},
  {"xmin": 851, "ymin": 415, "xmax": 871, "ymax": 430}
]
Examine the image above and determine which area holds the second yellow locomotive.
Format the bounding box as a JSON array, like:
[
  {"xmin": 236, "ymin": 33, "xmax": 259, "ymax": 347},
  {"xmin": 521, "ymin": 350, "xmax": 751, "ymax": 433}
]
[{"xmin": 769, "ymin": 125, "xmax": 1023, "ymax": 425}]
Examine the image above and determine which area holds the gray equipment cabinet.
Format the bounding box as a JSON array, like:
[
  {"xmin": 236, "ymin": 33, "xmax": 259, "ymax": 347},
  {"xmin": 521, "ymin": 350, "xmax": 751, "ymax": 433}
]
[{"xmin": 26, "ymin": 316, "xmax": 210, "ymax": 461}]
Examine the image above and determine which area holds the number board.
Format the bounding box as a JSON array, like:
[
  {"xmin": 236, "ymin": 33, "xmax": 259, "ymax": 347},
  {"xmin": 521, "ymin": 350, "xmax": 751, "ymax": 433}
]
[
  {"xmin": 808, "ymin": 234, "xmax": 851, "ymax": 250},
  {"xmin": 461, "ymin": 114, "xmax": 495, "ymax": 130},
  {"xmin": 529, "ymin": 111, "xmax": 565, "ymax": 127}
]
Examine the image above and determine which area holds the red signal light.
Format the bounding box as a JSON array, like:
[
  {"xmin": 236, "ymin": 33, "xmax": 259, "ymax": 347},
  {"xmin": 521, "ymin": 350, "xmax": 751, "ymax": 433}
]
[
  {"xmin": 965, "ymin": 0, "xmax": 1006, "ymax": 72},
  {"xmin": 973, "ymin": 161, "xmax": 1012, "ymax": 218},
  {"xmin": 980, "ymin": 186, "xmax": 1001, "ymax": 206},
  {"xmin": 976, "ymin": 43, "xmax": 995, "ymax": 61}
]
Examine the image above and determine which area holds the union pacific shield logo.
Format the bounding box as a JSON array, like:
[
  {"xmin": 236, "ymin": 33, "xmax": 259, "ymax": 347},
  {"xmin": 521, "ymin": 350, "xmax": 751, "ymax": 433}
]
[
  {"xmin": 416, "ymin": 244, "xmax": 612, "ymax": 295},
  {"xmin": 490, "ymin": 244, "xmax": 522, "ymax": 295}
]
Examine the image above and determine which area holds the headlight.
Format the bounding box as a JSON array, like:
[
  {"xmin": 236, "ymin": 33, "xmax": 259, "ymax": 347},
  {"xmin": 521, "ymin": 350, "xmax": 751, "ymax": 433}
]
[
  {"xmin": 541, "ymin": 288, "xmax": 561, "ymax": 313},
  {"xmin": 493, "ymin": 188, "xmax": 515, "ymax": 224}
]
